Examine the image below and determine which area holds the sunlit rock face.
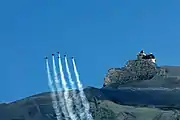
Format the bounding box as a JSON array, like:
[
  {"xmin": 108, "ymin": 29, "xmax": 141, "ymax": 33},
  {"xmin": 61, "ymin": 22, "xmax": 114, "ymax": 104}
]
[
  {"xmin": 103, "ymin": 59, "xmax": 159, "ymax": 88},
  {"xmin": 103, "ymin": 59, "xmax": 180, "ymax": 89}
]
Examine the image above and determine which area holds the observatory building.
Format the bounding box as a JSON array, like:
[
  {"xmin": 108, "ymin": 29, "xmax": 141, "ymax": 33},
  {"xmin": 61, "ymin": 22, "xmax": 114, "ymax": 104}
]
[{"xmin": 137, "ymin": 50, "xmax": 156, "ymax": 63}]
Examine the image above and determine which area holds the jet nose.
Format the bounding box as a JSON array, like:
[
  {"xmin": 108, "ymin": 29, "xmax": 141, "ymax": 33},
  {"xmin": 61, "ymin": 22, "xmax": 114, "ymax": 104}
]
[
  {"xmin": 64, "ymin": 54, "xmax": 67, "ymax": 57},
  {"xmin": 44, "ymin": 57, "xmax": 48, "ymax": 59},
  {"xmin": 52, "ymin": 54, "xmax": 55, "ymax": 56}
]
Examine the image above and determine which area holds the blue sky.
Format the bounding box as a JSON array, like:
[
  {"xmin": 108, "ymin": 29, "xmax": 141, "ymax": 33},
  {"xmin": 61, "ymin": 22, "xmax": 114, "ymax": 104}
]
[{"xmin": 0, "ymin": 0, "xmax": 180, "ymax": 102}]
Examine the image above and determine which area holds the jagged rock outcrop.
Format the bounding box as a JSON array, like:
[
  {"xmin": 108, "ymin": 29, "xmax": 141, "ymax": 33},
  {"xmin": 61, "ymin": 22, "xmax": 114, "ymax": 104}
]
[{"xmin": 103, "ymin": 59, "xmax": 180, "ymax": 88}]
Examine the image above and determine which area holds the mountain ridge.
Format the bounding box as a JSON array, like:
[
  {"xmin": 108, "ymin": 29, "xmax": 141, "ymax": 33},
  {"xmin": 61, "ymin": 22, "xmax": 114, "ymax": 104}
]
[
  {"xmin": 2, "ymin": 53, "xmax": 180, "ymax": 120},
  {"xmin": 1, "ymin": 86, "xmax": 180, "ymax": 120}
]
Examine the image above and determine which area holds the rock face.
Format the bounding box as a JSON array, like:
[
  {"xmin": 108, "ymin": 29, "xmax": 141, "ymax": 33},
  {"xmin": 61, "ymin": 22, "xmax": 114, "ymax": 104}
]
[{"xmin": 103, "ymin": 59, "xmax": 180, "ymax": 88}]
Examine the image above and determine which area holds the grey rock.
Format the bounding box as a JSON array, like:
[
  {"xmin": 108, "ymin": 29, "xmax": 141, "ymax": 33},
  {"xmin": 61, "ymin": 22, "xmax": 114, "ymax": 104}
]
[{"xmin": 103, "ymin": 59, "xmax": 180, "ymax": 88}]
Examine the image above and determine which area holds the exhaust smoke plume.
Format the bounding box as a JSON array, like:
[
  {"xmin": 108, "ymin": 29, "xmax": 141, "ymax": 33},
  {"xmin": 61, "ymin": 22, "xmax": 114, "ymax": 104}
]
[
  {"xmin": 45, "ymin": 59, "xmax": 62, "ymax": 120},
  {"xmin": 52, "ymin": 55, "xmax": 69, "ymax": 120},
  {"xmin": 72, "ymin": 58, "xmax": 93, "ymax": 120},
  {"xmin": 64, "ymin": 56, "xmax": 80, "ymax": 120},
  {"xmin": 46, "ymin": 53, "xmax": 93, "ymax": 120},
  {"xmin": 58, "ymin": 54, "xmax": 77, "ymax": 120}
]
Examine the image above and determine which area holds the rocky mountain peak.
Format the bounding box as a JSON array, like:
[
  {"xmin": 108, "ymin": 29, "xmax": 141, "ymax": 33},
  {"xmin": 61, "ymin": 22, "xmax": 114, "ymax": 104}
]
[
  {"xmin": 103, "ymin": 59, "xmax": 159, "ymax": 87},
  {"xmin": 103, "ymin": 50, "xmax": 180, "ymax": 89}
]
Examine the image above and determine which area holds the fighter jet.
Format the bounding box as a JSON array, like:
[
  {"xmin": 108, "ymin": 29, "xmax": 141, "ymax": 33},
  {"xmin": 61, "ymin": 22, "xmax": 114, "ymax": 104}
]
[
  {"xmin": 52, "ymin": 54, "xmax": 55, "ymax": 56},
  {"xmin": 64, "ymin": 54, "xmax": 67, "ymax": 57},
  {"xmin": 44, "ymin": 56, "xmax": 48, "ymax": 59},
  {"xmin": 56, "ymin": 52, "xmax": 60, "ymax": 58},
  {"xmin": 71, "ymin": 56, "xmax": 74, "ymax": 59}
]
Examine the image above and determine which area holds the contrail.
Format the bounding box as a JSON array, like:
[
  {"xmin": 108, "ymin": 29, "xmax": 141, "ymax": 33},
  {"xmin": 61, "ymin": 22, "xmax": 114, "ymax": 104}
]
[
  {"xmin": 45, "ymin": 58, "xmax": 62, "ymax": 120},
  {"xmin": 72, "ymin": 58, "xmax": 93, "ymax": 120},
  {"xmin": 64, "ymin": 56, "xmax": 79, "ymax": 120},
  {"xmin": 57, "ymin": 53, "xmax": 75, "ymax": 120},
  {"xmin": 52, "ymin": 55, "xmax": 69, "ymax": 120}
]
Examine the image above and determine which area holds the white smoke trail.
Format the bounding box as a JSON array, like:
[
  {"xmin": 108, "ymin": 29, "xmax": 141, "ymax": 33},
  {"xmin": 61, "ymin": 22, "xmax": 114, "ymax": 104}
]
[
  {"xmin": 64, "ymin": 57, "xmax": 76, "ymax": 90},
  {"xmin": 52, "ymin": 55, "xmax": 69, "ymax": 120},
  {"xmin": 57, "ymin": 54, "xmax": 75, "ymax": 120},
  {"xmin": 45, "ymin": 59, "xmax": 62, "ymax": 120},
  {"xmin": 72, "ymin": 58, "xmax": 93, "ymax": 120},
  {"xmin": 64, "ymin": 56, "xmax": 79, "ymax": 120}
]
